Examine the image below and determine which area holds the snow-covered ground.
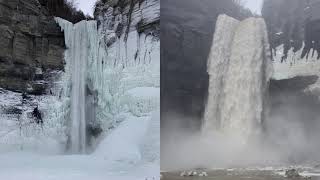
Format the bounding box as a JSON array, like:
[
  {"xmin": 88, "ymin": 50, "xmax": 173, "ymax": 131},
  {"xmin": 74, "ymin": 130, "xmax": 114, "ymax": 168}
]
[
  {"xmin": 0, "ymin": 88, "xmax": 68, "ymax": 154},
  {"xmin": 0, "ymin": 110, "xmax": 160, "ymax": 180},
  {"xmin": 272, "ymin": 44, "xmax": 320, "ymax": 80}
]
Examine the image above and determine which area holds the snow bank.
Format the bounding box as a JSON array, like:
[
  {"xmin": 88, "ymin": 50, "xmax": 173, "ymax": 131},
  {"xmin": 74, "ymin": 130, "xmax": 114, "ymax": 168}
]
[
  {"xmin": 94, "ymin": 110, "xmax": 160, "ymax": 165},
  {"xmin": 94, "ymin": 116, "xmax": 149, "ymax": 164},
  {"xmin": 0, "ymin": 110, "xmax": 160, "ymax": 180},
  {"xmin": 272, "ymin": 44, "xmax": 320, "ymax": 80}
]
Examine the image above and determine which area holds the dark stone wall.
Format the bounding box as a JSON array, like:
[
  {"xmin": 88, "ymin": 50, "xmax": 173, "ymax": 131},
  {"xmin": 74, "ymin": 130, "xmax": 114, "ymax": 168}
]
[
  {"xmin": 262, "ymin": 0, "xmax": 320, "ymax": 60},
  {"xmin": 267, "ymin": 76, "xmax": 320, "ymax": 161},
  {"xmin": 0, "ymin": 0, "xmax": 65, "ymax": 94}
]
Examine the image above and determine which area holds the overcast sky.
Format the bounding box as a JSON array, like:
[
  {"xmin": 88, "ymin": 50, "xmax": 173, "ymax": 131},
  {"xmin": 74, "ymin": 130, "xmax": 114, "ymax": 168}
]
[
  {"xmin": 75, "ymin": 0, "xmax": 264, "ymax": 17},
  {"xmin": 75, "ymin": 0, "xmax": 97, "ymax": 16},
  {"xmin": 244, "ymin": 0, "xmax": 263, "ymax": 15}
]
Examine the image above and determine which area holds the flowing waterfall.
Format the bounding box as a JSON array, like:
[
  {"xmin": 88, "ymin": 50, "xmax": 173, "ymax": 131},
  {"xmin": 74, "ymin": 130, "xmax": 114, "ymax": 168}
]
[
  {"xmin": 55, "ymin": 18, "xmax": 98, "ymax": 153},
  {"xmin": 203, "ymin": 14, "xmax": 272, "ymax": 142}
]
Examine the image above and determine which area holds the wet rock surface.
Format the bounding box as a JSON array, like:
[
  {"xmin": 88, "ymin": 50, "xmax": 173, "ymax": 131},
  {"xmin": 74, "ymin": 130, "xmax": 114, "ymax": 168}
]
[
  {"xmin": 269, "ymin": 76, "xmax": 319, "ymax": 92},
  {"xmin": 285, "ymin": 169, "xmax": 302, "ymax": 178},
  {"xmin": 94, "ymin": 0, "xmax": 160, "ymax": 44},
  {"xmin": 0, "ymin": 0, "xmax": 65, "ymax": 94}
]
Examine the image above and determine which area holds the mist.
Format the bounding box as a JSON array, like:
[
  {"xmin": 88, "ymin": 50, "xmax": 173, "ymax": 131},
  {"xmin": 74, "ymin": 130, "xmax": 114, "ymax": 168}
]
[
  {"xmin": 161, "ymin": 0, "xmax": 320, "ymax": 171},
  {"xmin": 161, "ymin": 76, "xmax": 320, "ymax": 171},
  {"xmin": 161, "ymin": 116, "xmax": 279, "ymax": 171}
]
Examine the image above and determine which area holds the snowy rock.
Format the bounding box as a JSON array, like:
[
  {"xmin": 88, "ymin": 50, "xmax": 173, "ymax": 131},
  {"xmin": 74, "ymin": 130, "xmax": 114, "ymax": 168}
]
[
  {"xmin": 272, "ymin": 44, "xmax": 320, "ymax": 80},
  {"xmin": 199, "ymin": 171, "xmax": 208, "ymax": 176},
  {"xmin": 180, "ymin": 170, "xmax": 201, "ymax": 177},
  {"xmin": 271, "ymin": 43, "xmax": 320, "ymax": 99},
  {"xmin": 105, "ymin": 31, "xmax": 117, "ymax": 47},
  {"xmin": 94, "ymin": 0, "xmax": 160, "ymax": 44},
  {"xmin": 180, "ymin": 170, "xmax": 207, "ymax": 177},
  {"xmin": 0, "ymin": 87, "xmax": 68, "ymax": 154},
  {"xmin": 285, "ymin": 169, "xmax": 301, "ymax": 178},
  {"xmin": 180, "ymin": 171, "xmax": 187, "ymax": 177},
  {"xmin": 0, "ymin": 1, "xmax": 65, "ymax": 93},
  {"xmin": 89, "ymin": 0, "xmax": 160, "ymax": 141}
]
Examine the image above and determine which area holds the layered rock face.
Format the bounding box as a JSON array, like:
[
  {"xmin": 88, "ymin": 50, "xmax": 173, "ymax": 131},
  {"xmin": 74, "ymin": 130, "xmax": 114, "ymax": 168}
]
[
  {"xmin": 0, "ymin": 0, "xmax": 65, "ymax": 94},
  {"xmin": 0, "ymin": 0, "xmax": 66, "ymax": 153},
  {"xmin": 94, "ymin": 0, "xmax": 159, "ymax": 42}
]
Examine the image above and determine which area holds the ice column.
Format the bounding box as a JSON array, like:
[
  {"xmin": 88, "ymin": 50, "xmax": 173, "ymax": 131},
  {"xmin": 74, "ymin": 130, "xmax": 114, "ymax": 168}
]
[{"xmin": 55, "ymin": 18, "xmax": 98, "ymax": 153}]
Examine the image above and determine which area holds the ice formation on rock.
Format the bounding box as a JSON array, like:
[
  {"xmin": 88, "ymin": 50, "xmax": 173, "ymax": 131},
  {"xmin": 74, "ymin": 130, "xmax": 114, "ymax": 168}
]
[
  {"xmin": 0, "ymin": 85, "xmax": 67, "ymax": 153},
  {"xmin": 203, "ymin": 14, "xmax": 272, "ymax": 142},
  {"xmin": 271, "ymin": 43, "xmax": 320, "ymax": 103},
  {"xmin": 55, "ymin": 18, "xmax": 99, "ymax": 153},
  {"xmin": 55, "ymin": 10, "xmax": 159, "ymax": 154},
  {"xmin": 0, "ymin": 2, "xmax": 160, "ymax": 157},
  {"xmin": 92, "ymin": 0, "xmax": 160, "ymax": 136}
]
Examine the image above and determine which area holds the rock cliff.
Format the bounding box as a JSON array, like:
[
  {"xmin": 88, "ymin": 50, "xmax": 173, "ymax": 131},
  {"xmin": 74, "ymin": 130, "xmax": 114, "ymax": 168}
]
[
  {"xmin": 0, "ymin": 0, "xmax": 65, "ymax": 94},
  {"xmin": 94, "ymin": 0, "xmax": 159, "ymax": 42},
  {"xmin": 92, "ymin": 0, "xmax": 160, "ymax": 130}
]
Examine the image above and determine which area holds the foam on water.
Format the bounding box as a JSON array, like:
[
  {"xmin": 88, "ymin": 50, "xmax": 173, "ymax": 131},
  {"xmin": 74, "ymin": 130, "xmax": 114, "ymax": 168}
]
[{"xmin": 55, "ymin": 18, "xmax": 98, "ymax": 153}]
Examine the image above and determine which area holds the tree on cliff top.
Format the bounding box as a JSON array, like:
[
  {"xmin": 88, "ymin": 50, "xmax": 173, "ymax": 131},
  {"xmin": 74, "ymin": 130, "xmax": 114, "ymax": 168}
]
[{"xmin": 44, "ymin": 0, "xmax": 91, "ymax": 23}]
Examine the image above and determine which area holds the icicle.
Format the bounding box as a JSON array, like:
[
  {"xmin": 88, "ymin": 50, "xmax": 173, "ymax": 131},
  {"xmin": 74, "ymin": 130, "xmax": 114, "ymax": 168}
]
[{"xmin": 55, "ymin": 18, "xmax": 98, "ymax": 153}]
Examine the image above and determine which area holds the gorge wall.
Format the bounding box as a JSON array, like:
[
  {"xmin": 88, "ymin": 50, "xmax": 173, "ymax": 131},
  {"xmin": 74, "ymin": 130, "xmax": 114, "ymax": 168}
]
[
  {"xmin": 92, "ymin": 0, "xmax": 160, "ymax": 131},
  {"xmin": 0, "ymin": 0, "xmax": 65, "ymax": 94},
  {"xmin": 263, "ymin": 0, "xmax": 320, "ymax": 161},
  {"xmin": 0, "ymin": 0, "xmax": 67, "ymax": 153},
  {"xmin": 91, "ymin": 0, "xmax": 160, "ymax": 159}
]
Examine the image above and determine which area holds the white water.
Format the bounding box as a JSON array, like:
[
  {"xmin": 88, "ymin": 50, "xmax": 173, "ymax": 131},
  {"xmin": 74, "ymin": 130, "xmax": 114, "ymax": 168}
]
[
  {"xmin": 204, "ymin": 14, "xmax": 272, "ymax": 142},
  {"xmin": 55, "ymin": 18, "xmax": 99, "ymax": 153}
]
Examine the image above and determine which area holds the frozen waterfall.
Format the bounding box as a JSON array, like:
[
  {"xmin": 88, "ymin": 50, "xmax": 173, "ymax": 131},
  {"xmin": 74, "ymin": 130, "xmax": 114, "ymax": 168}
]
[
  {"xmin": 203, "ymin": 14, "xmax": 272, "ymax": 142},
  {"xmin": 55, "ymin": 18, "xmax": 98, "ymax": 153}
]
